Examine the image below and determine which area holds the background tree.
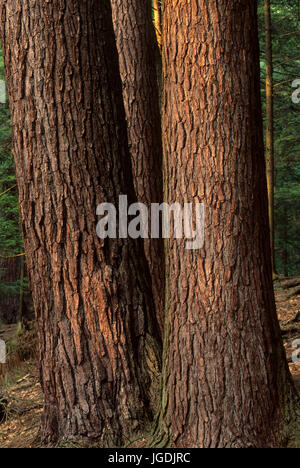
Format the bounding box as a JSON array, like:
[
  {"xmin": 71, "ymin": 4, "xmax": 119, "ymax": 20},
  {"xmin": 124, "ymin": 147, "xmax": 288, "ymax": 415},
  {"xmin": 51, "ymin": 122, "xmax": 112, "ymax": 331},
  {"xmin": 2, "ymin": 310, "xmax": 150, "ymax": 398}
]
[
  {"xmin": 111, "ymin": 0, "xmax": 165, "ymax": 333},
  {"xmin": 153, "ymin": 0, "xmax": 162, "ymax": 52},
  {"xmin": 264, "ymin": 0, "xmax": 275, "ymax": 275},
  {"xmin": 152, "ymin": 0, "xmax": 300, "ymax": 448},
  {"xmin": 0, "ymin": 0, "xmax": 161, "ymax": 446}
]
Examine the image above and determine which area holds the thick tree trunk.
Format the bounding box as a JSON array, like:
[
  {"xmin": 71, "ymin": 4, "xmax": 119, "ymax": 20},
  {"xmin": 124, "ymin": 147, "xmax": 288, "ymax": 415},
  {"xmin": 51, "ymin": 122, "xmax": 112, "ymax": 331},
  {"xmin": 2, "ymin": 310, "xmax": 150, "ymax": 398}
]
[
  {"xmin": 152, "ymin": 0, "xmax": 300, "ymax": 448},
  {"xmin": 0, "ymin": 0, "xmax": 161, "ymax": 446},
  {"xmin": 265, "ymin": 0, "xmax": 276, "ymax": 275},
  {"xmin": 111, "ymin": 0, "xmax": 165, "ymax": 334}
]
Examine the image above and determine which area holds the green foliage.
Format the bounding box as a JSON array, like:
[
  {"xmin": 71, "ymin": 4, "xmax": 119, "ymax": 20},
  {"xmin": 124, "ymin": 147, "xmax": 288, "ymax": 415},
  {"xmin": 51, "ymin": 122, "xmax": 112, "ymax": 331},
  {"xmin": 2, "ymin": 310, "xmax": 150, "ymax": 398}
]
[
  {"xmin": 258, "ymin": 0, "xmax": 300, "ymax": 276},
  {"xmin": 0, "ymin": 54, "xmax": 22, "ymax": 256},
  {"xmin": 0, "ymin": 50, "xmax": 25, "ymax": 312}
]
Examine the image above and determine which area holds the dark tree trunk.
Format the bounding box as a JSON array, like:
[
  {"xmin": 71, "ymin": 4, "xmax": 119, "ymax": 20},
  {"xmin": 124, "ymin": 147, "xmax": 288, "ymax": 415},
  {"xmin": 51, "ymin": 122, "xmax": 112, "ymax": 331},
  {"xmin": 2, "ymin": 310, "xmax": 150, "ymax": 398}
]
[
  {"xmin": 0, "ymin": 0, "xmax": 161, "ymax": 446},
  {"xmin": 17, "ymin": 256, "xmax": 24, "ymax": 325},
  {"xmin": 283, "ymin": 206, "xmax": 289, "ymax": 277},
  {"xmin": 152, "ymin": 0, "xmax": 300, "ymax": 448},
  {"xmin": 111, "ymin": 0, "xmax": 165, "ymax": 335}
]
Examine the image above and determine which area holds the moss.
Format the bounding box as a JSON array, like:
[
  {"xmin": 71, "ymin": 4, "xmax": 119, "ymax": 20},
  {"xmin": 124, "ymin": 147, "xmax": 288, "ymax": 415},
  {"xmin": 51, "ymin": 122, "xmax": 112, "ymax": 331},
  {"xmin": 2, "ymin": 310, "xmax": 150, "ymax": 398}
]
[
  {"xmin": 285, "ymin": 407, "xmax": 300, "ymax": 448},
  {"xmin": 57, "ymin": 439, "xmax": 99, "ymax": 449}
]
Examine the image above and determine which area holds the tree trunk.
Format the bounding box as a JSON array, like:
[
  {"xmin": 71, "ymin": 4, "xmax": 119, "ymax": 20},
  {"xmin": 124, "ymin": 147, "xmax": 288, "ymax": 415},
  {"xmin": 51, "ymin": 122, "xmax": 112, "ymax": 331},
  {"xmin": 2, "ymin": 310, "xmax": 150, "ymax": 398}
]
[
  {"xmin": 17, "ymin": 256, "xmax": 24, "ymax": 325},
  {"xmin": 152, "ymin": 0, "xmax": 300, "ymax": 448},
  {"xmin": 0, "ymin": 0, "xmax": 161, "ymax": 446},
  {"xmin": 283, "ymin": 206, "xmax": 289, "ymax": 277},
  {"xmin": 265, "ymin": 0, "xmax": 276, "ymax": 275},
  {"xmin": 111, "ymin": 0, "xmax": 165, "ymax": 334}
]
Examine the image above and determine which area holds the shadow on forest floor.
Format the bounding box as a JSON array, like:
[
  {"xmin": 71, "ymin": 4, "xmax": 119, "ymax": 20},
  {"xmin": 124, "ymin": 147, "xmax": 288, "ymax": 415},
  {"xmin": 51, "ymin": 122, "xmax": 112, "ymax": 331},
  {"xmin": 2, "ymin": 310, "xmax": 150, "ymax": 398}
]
[{"xmin": 0, "ymin": 289, "xmax": 299, "ymax": 448}]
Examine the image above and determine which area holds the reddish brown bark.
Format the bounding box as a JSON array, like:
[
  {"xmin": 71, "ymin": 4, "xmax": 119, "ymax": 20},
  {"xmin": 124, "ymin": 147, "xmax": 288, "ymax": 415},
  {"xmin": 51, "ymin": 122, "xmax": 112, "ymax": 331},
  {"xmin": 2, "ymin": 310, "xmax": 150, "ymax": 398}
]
[
  {"xmin": 111, "ymin": 0, "xmax": 165, "ymax": 334},
  {"xmin": 153, "ymin": 0, "xmax": 300, "ymax": 448},
  {"xmin": 0, "ymin": 0, "xmax": 161, "ymax": 446}
]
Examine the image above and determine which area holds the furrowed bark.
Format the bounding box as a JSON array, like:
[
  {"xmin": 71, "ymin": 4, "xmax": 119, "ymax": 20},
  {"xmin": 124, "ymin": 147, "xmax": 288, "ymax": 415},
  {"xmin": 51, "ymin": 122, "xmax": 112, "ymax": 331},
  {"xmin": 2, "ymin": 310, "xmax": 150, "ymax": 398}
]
[
  {"xmin": 152, "ymin": 0, "xmax": 300, "ymax": 448},
  {"xmin": 111, "ymin": 0, "xmax": 165, "ymax": 335},
  {"xmin": 0, "ymin": 0, "xmax": 161, "ymax": 446}
]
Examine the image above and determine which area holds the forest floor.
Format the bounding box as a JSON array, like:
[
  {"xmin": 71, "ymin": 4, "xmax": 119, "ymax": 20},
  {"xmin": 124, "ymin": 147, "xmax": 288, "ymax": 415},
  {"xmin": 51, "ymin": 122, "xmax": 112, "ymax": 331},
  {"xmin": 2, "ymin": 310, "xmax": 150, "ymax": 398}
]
[
  {"xmin": 0, "ymin": 289, "xmax": 300, "ymax": 449},
  {"xmin": 275, "ymin": 287, "xmax": 300, "ymax": 394},
  {"xmin": 0, "ymin": 324, "xmax": 41, "ymax": 448}
]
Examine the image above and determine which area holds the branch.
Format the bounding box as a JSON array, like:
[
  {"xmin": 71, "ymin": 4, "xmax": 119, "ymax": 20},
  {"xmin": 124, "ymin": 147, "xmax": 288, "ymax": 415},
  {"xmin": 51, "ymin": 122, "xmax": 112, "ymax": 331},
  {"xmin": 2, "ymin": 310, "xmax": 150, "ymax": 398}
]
[{"xmin": 0, "ymin": 185, "xmax": 17, "ymax": 198}]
